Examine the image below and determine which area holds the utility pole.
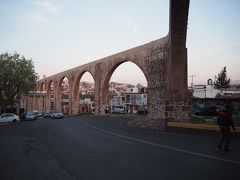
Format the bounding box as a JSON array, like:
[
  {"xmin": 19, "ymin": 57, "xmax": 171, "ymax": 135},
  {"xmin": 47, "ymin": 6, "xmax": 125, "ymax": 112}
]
[{"xmin": 189, "ymin": 75, "xmax": 196, "ymax": 90}]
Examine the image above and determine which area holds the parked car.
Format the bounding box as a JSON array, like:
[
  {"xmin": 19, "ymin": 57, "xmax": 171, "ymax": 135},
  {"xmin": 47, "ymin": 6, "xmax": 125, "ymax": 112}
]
[
  {"xmin": 0, "ymin": 113, "xmax": 20, "ymax": 123},
  {"xmin": 25, "ymin": 112, "xmax": 37, "ymax": 120},
  {"xmin": 33, "ymin": 110, "xmax": 41, "ymax": 117},
  {"xmin": 112, "ymin": 107, "xmax": 125, "ymax": 114},
  {"xmin": 50, "ymin": 110, "xmax": 64, "ymax": 119},
  {"xmin": 137, "ymin": 108, "xmax": 147, "ymax": 115},
  {"xmin": 43, "ymin": 112, "xmax": 51, "ymax": 118},
  {"xmin": 193, "ymin": 106, "xmax": 217, "ymax": 116}
]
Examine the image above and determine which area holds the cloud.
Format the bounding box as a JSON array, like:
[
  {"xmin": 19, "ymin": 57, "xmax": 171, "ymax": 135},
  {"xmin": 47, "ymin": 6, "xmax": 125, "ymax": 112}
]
[
  {"xmin": 22, "ymin": 0, "xmax": 62, "ymax": 22},
  {"xmin": 33, "ymin": 0, "xmax": 61, "ymax": 14}
]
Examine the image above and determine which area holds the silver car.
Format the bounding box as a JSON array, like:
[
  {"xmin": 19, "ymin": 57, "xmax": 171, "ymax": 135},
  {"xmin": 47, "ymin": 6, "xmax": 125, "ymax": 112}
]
[
  {"xmin": 50, "ymin": 110, "xmax": 64, "ymax": 119},
  {"xmin": 25, "ymin": 112, "xmax": 37, "ymax": 120},
  {"xmin": 0, "ymin": 113, "xmax": 20, "ymax": 123}
]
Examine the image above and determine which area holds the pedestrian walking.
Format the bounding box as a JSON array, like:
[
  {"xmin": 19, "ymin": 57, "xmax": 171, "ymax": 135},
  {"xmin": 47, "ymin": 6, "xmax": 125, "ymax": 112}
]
[{"xmin": 217, "ymin": 104, "xmax": 236, "ymax": 152}]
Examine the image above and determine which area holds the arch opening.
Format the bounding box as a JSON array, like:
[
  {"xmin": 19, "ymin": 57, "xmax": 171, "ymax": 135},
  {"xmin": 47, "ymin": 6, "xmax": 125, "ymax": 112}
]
[
  {"xmin": 47, "ymin": 80, "xmax": 55, "ymax": 110},
  {"xmin": 59, "ymin": 77, "xmax": 70, "ymax": 115},
  {"xmin": 75, "ymin": 72, "xmax": 95, "ymax": 115},
  {"xmin": 103, "ymin": 61, "xmax": 148, "ymax": 115},
  {"xmin": 40, "ymin": 83, "xmax": 46, "ymax": 91}
]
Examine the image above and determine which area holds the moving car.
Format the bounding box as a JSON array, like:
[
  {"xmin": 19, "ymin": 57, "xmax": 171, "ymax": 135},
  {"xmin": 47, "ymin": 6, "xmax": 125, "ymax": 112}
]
[
  {"xmin": 25, "ymin": 112, "xmax": 37, "ymax": 120},
  {"xmin": 50, "ymin": 110, "xmax": 64, "ymax": 119},
  {"xmin": 0, "ymin": 113, "xmax": 20, "ymax": 123}
]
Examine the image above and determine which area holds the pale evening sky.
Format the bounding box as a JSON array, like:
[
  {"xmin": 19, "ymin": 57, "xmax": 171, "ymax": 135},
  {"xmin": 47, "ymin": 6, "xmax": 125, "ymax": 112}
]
[{"xmin": 0, "ymin": 0, "xmax": 240, "ymax": 87}]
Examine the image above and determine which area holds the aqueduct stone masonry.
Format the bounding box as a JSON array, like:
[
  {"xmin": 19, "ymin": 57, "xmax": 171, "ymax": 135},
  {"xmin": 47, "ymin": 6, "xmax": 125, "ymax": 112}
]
[{"xmin": 28, "ymin": 0, "xmax": 191, "ymax": 130}]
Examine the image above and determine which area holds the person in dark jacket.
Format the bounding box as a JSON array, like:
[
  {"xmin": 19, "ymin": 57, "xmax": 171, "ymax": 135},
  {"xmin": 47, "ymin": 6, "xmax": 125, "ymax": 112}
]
[{"xmin": 217, "ymin": 104, "xmax": 236, "ymax": 152}]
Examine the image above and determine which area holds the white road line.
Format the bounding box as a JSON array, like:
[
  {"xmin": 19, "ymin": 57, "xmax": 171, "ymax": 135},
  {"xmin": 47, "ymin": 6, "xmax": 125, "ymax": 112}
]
[{"xmin": 80, "ymin": 120, "xmax": 240, "ymax": 166}]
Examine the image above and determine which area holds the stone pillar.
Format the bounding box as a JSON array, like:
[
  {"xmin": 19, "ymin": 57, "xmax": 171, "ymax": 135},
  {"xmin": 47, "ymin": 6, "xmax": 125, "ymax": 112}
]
[
  {"xmin": 94, "ymin": 79, "xmax": 101, "ymax": 115},
  {"xmin": 146, "ymin": 47, "xmax": 168, "ymax": 130},
  {"xmin": 43, "ymin": 96, "xmax": 47, "ymax": 112},
  {"xmin": 69, "ymin": 77, "xmax": 79, "ymax": 115},
  {"xmin": 167, "ymin": 0, "xmax": 191, "ymax": 122},
  {"xmin": 32, "ymin": 97, "xmax": 36, "ymax": 110},
  {"xmin": 56, "ymin": 89, "xmax": 61, "ymax": 111},
  {"xmin": 29, "ymin": 97, "xmax": 33, "ymax": 111},
  {"xmin": 99, "ymin": 83, "xmax": 110, "ymax": 116},
  {"xmin": 37, "ymin": 97, "xmax": 41, "ymax": 112},
  {"xmin": 40, "ymin": 96, "xmax": 46, "ymax": 113},
  {"xmin": 48, "ymin": 94, "xmax": 51, "ymax": 111},
  {"xmin": 72, "ymin": 100, "xmax": 79, "ymax": 115},
  {"xmin": 94, "ymin": 63, "xmax": 103, "ymax": 116},
  {"xmin": 68, "ymin": 79, "xmax": 73, "ymax": 115},
  {"xmin": 169, "ymin": 0, "xmax": 189, "ymax": 91}
]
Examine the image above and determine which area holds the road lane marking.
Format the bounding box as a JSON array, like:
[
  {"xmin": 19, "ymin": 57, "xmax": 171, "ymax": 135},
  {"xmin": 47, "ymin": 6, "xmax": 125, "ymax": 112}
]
[{"xmin": 80, "ymin": 120, "xmax": 240, "ymax": 166}]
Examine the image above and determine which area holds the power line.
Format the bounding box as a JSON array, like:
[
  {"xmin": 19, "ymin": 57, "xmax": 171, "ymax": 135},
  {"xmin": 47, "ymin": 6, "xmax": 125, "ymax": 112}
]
[{"xmin": 192, "ymin": 45, "xmax": 240, "ymax": 62}]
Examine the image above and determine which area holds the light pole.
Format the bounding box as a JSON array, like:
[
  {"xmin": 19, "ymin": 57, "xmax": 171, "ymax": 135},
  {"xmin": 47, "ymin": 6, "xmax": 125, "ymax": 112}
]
[{"xmin": 207, "ymin": 79, "xmax": 213, "ymax": 98}]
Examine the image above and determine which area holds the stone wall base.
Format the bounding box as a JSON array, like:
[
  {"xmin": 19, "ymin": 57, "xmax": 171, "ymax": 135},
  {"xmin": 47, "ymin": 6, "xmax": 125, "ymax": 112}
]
[{"xmin": 127, "ymin": 117, "xmax": 167, "ymax": 131}]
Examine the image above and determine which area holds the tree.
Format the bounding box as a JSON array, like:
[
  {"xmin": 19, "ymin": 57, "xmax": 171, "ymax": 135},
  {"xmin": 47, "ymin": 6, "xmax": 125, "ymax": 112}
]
[
  {"xmin": 214, "ymin": 66, "xmax": 231, "ymax": 92},
  {"xmin": 0, "ymin": 52, "xmax": 38, "ymax": 113}
]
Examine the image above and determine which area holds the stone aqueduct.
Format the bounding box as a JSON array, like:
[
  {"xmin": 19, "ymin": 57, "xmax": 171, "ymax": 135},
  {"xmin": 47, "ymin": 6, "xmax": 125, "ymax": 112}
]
[{"xmin": 29, "ymin": 0, "xmax": 191, "ymax": 129}]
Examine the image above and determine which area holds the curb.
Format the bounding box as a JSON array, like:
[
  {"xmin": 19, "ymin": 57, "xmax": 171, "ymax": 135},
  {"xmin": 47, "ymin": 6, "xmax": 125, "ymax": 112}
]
[
  {"xmin": 0, "ymin": 122, "xmax": 22, "ymax": 127},
  {"xmin": 168, "ymin": 122, "xmax": 240, "ymax": 133}
]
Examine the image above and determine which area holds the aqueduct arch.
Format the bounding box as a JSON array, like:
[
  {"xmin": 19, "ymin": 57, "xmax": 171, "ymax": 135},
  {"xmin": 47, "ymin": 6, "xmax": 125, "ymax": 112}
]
[
  {"xmin": 100, "ymin": 58, "xmax": 149, "ymax": 114},
  {"xmin": 74, "ymin": 71, "xmax": 95, "ymax": 100},
  {"xmin": 32, "ymin": 0, "xmax": 190, "ymax": 130},
  {"xmin": 40, "ymin": 83, "xmax": 45, "ymax": 91},
  {"xmin": 73, "ymin": 71, "xmax": 95, "ymax": 114}
]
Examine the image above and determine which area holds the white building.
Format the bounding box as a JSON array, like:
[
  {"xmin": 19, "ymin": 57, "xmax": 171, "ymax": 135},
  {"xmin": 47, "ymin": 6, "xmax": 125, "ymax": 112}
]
[{"xmin": 110, "ymin": 87, "xmax": 147, "ymax": 113}]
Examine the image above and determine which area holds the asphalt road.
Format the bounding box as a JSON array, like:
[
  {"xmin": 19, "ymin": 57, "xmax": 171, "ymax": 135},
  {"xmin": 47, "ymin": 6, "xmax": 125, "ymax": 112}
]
[{"xmin": 0, "ymin": 115, "xmax": 240, "ymax": 180}]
